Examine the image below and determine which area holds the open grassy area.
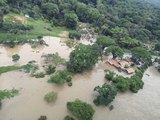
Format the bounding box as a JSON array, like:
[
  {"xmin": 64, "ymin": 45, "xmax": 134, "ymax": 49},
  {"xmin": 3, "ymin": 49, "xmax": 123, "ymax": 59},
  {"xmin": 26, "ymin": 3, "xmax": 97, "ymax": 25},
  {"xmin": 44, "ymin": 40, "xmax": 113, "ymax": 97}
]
[
  {"xmin": 0, "ymin": 66, "xmax": 20, "ymax": 74},
  {"xmin": 0, "ymin": 13, "xmax": 74, "ymax": 42}
]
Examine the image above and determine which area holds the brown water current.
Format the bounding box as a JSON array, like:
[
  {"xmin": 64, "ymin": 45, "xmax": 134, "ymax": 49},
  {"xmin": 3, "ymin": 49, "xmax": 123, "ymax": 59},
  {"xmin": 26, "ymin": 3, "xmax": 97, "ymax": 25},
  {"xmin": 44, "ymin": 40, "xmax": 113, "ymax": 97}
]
[{"xmin": 0, "ymin": 37, "xmax": 160, "ymax": 120}]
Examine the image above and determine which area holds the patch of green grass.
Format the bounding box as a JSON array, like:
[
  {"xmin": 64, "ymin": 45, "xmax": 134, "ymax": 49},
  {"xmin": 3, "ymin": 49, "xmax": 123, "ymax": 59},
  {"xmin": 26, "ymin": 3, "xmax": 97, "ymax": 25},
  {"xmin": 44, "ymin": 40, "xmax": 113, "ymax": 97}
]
[
  {"xmin": 0, "ymin": 66, "xmax": 20, "ymax": 74},
  {"xmin": 0, "ymin": 14, "xmax": 74, "ymax": 42}
]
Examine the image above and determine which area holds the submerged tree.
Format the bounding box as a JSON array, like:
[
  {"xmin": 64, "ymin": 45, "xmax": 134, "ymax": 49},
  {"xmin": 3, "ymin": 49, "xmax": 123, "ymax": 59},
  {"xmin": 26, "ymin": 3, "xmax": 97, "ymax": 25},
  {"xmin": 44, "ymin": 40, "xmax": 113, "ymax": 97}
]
[
  {"xmin": 67, "ymin": 99, "xmax": 95, "ymax": 120},
  {"xmin": 93, "ymin": 84, "xmax": 117, "ymax": 106},
  {"xmin": 67, "ymin": 44, "xmax": 99, "ymax": 72},
  {"xmin": 12, "ymin": 54, "xmax": 20, "ymax": 62}
]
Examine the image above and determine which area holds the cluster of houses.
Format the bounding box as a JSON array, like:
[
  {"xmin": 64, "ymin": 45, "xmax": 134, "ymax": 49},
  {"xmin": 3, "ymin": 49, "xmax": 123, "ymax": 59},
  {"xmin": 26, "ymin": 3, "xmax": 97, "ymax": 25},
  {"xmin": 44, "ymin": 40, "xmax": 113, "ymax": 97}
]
[{"xmin": 107, "ymin": 58, "xmax": 136, "ymax": 74}]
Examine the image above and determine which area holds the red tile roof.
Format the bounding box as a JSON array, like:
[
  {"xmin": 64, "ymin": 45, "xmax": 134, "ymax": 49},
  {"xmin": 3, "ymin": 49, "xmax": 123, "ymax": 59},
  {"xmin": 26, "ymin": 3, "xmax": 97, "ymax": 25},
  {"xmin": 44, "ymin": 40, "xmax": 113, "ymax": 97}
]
[{"xmin": 108, "ymin": 59, "xmax": 121, "ymax": 68}]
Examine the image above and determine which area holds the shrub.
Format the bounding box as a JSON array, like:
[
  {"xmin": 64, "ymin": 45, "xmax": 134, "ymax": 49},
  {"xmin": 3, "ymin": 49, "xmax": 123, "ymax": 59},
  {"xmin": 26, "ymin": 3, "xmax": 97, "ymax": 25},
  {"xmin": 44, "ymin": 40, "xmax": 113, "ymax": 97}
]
[
  {"xmin": 129, "ymin": 74, "xmax": 144, "ymax": 93},
  {"xmin": 12, "ymin": 54, "xmax": 20, "ymax": 62},
  {"xmin": 45, "ymin": 65, "xmax": 56, "ymax": 75},
  {"xmin": 105, "ymin": 70, "xmax": 114, "ymax": 81},
  {"xmin": 21, "ymin": 62, "xmax": 38, "ymax": 73},
  {"xmin": 67, "ymin": 99, "xmax": 95, "ymax": 120},
  {"xmin": 48, "ymin": 71, "xmax": 72, "ymax": 85},
  {"xmin": 32, "ymin": 72, "xmax": 45, "ymax": 78},
  {"xmin": 93, "ymin": 84, "xmax": 117, "ymax": 106},
  {"xmin": 69, "ymin": 31, "xmax": 81, "ymax": 40},
  {"xmin": 64, "ymin": 39, "xmax": 75, "ymax": 48},
  {"xmin": 113, "ymin": 76, "xmax": 130, "ymax": 92},
  {"xmin": 68, "ymin": 82, "xmax": 73, "ymax": 87},
  {"xmin": 38, "ymin": 116, "xmax": 47, "ymax": 120},
  {"xmin": 64, "ymin": 116, "xmax": 75, "ymax": 120},
  {"xmin": 67, "ymin": 44, "xmax": 99, "ymax": 73},
  {"xmin": 44, "ymin": 91, "xmax": 58, "ymax": 103}
]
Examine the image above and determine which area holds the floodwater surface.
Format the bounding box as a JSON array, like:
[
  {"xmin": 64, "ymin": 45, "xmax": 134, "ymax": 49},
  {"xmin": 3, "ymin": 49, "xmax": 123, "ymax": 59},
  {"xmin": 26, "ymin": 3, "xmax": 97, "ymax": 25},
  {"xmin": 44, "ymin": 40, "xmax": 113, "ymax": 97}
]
[{"xmin": 0, "ymin": 37, "xmax": 160, "ymax": 120}]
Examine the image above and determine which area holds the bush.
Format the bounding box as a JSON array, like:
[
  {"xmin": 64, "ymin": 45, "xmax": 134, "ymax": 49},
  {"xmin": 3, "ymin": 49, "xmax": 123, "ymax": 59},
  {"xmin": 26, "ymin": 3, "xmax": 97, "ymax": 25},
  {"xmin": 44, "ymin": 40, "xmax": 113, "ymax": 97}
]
[
  {"xmin": 67, "ymin": 99, "xmax": 95, "ymax": 120},
  {"xmin": 64, "ymin": 116, "xmax": 75, "ymax": 120},
  {"xmin": 113, "ymin": 76, "xmax": 130, "ymax": 92},
  {"xmin": 67, "ymin": 44, "xmax": 99, "ymax": 73},
  {"xmin": 12, "ymin": 54, "xmax": 20, "ymax": 62},
  {"xmin": 45, "ymin": 65, "xmax": 56, "ymax": 75},
  {"xmin": 93, "ymin": 84, "xmax": 117, "ymax": 106},
  {"xmin": 105, "ymin": 70, "xmax": 114, "ymax": 81},
  {"xmin": 68, "ymin": 82, "xmax": 73, "ymax": 87},
  {"xmin": 21, "ymin": 62, "xmax": 38, "ymax": 73},
  {"xmin": 44, "ymin": 91, "xmax": 58, "ymax": 103},
  {"xmin": 129, "ymin": 73, "xmax": 144, "ymax": 93},
  {"xmin": 32, "ymin": 72, "xmax": 45, "ymax": 78},
  {"xmin": 48, "ymin": 71, "xmax": 72, "ymax": 85},
  {"xmin": 69, "ymin": 31, "xmax": 81, "ymax": 40},
  {"xmin": 38, "ymin": 116, "xmax": 47, "ymax": 120}
]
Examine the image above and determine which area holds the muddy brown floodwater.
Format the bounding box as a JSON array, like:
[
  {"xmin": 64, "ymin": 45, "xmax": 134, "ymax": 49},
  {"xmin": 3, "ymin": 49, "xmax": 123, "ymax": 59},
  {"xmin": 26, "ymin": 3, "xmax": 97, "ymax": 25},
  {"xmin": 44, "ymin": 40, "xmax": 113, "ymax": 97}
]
[{"xmin": 0, "ymin": 37, "xmax": 160, "ymax": 120}]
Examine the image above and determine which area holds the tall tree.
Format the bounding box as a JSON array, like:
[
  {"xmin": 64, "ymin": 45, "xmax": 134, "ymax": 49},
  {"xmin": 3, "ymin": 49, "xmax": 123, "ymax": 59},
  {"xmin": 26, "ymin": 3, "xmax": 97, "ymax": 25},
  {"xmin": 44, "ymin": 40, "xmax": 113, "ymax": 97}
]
[{"xmin": 105, "ymin": 45, "xmax": 124, "ymax": 59}]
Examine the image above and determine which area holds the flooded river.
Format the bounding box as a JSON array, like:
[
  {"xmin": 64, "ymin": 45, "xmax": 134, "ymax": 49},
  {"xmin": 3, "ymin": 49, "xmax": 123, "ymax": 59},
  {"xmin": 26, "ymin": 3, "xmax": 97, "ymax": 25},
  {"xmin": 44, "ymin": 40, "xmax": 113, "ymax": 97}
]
[{"xmin": 0, "ymin": 37, "xmax": 160, "ymax": 120}]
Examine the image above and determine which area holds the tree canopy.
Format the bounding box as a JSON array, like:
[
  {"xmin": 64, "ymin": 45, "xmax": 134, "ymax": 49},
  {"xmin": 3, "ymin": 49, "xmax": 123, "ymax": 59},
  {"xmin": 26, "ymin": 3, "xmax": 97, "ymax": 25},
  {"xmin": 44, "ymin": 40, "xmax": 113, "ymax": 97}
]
[
  {"xmin": 105, "ymin": 45, "xmax": 124, "ymax": 59},
  {"xmin": 131, "ymin": 47, "xmax": 151, "ymax": 65},
  {"xmin": 67, "ymin": 99, "xmax": 95, "ymax": 120},
  {"xmin": 93, "ymin": 84, "xmax": 117, "ymax": 106},
  {"xmin": 1, "ymin": 0, "xmax": 160, "ymax": 42},
  {"xmin": 67, "ymin": 44, "xmax": 99, "ymax": 73}
]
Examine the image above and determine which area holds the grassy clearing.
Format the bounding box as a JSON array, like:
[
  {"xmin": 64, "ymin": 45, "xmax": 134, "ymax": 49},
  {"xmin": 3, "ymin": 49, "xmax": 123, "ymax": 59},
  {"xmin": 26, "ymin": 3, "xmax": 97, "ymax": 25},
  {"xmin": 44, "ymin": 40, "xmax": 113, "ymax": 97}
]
[
  {"xmin": 0, "ymin": 66, "xmax": 20, "ymax": 74},
  {"xmin": 0, "ymin": 14, "xmax": 74, "ymax": 42}
]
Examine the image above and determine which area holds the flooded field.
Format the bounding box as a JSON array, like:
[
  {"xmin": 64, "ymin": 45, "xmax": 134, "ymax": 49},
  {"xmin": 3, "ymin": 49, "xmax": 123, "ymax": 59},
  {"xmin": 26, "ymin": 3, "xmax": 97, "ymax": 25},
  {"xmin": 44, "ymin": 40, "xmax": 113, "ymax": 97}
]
[{"xmin": 0, "ymin": 37, "xmax": 160, "ymax": 120}]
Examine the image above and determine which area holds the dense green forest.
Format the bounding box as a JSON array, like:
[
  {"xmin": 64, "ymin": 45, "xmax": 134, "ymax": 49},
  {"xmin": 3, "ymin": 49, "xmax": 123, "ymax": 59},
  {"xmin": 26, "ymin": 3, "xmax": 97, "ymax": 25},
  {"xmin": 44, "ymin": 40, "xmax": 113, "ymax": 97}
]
[{"xmin": 0, "ymin": 0, "xmax": 160, "ymax": 42}]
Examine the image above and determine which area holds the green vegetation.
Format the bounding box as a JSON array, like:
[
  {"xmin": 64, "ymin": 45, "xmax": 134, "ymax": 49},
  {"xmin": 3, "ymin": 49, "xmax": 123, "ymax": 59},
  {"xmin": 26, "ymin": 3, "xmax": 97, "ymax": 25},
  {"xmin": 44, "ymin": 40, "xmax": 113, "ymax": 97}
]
[
  {"xmin": 155, "ymin": 42, "xmax": 160, "ymax": 51},
  {"xmin": 0, "ymin": 89, "xmax": 19, "ymax": 109},
  {"xmin": 64, "ymin": 116, "xmax": 75, "ymax": 120},
  {"xmin": 105, "ymin": 45, "xmax": 124, "ymax": 59},
  {"xmin": 21, "ymin": 62, "xmax": 38, "ymax": 73},
  {"xmin": 32, "ymin": 72, "xmax": 45, "ymax": 78},
  {"xmin": 45, "ymin": 65, "xmax": 56, "ymax": 75},
  {"xmin": 105, "ymin": 70, "xmax": 114, "ymax": 81},
  {"xmin": 105, "ymin": 70, "xmax": 144, "ymax": 93},
  {"xmin": 93, "ymin": 84, "xmax": 117, "ymax": 106},
  {"xmin": 65, "ymin": 13, "xmax": 78, "ymax": 29},
  {"xmin": 69, "ymin": 31, "xmax": 81, "ymax": 40},
  {"xmin": 112, "ymin": 76, "xmax": 130, "ymax": 92},
  {"xmin": 67, "ymin": 44, "xmax": 99, "ymax": 73},
  {"xmin": 130, "ymin": 71, "xmax": 144, "ymax": 93},
  {"xmin": 0, "ymin": 65, "xmax": 20, "ymax": 74},
  {"xmin": 38, "ymin": 116, "xmax": 47, "ymax": 120},
  {"xmin": 118, "ymin": 37, "xmax": 141, "ymax": 48},
  {"xmin": 48, "ymin": 71, "xmax": 72, "ymax": 85},
  {"xmin": 64, "ymin": 39, "xmax": 75, "ymax": 48},
  {"xmin": 12, "ymin": 54, "xmax": 20, "ymax": 62},
  {"xmin": 0, "ymin": 0, "xmax": 160, "ymax": 43},
  {"xmin": 131, "ymin": 47, "xmax": 152, "ymax": 65},
  {"xmin": 44, "ymin": 91, "xmax": 58, "ymax": 103},
  {"xmin": 67, "ymin": 99, "xmax": 95, "ymax": 120},
  {"xmin": 52, "ymin": 53, "xmax": 65, "ymax": 66},
  {"xmin": 96, "ymin": 36, "xmax": 116, "ymax": 49},
  {"xmin": 0, "ymin": 14, "xmax": 73, "ymax": 42}
]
